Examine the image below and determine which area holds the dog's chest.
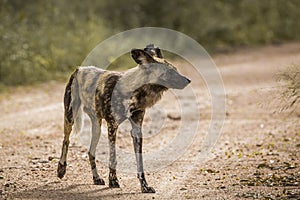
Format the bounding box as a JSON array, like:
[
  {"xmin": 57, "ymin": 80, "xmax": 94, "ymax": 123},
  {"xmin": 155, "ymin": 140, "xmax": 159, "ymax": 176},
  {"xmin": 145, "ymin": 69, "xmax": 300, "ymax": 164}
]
[{"xmin": 130, "ymin": 84, "xmax": 167, "ymax": 110}]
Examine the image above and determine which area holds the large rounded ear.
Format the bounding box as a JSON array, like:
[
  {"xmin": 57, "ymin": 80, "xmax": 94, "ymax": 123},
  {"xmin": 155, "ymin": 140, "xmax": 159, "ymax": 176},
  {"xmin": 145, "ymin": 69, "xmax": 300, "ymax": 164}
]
[
  {"xmin": 144, "ymin": 44, "xmax": 163, "ymax": 58},
  {"xmin": 155, "ymin": 48, "xmax": 163, "ymax": 58},
  {"xmin": 131, "ymin": 49, "xmax": 156, "ymax": 65}
]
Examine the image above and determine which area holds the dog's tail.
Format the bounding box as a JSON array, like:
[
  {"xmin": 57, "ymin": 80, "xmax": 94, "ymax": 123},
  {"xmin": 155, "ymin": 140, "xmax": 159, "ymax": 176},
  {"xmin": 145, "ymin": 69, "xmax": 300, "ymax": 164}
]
[{"xmin": 64, "ymin": 68, "xmax": 83, "ymax": 134}]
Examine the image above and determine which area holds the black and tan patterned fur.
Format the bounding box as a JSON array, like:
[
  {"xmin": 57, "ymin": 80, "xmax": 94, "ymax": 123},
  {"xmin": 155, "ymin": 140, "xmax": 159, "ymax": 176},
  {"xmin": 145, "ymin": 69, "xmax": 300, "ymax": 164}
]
[{"xmin": 57, "ymin": 44, "xmax": 190, "ymax": 193}]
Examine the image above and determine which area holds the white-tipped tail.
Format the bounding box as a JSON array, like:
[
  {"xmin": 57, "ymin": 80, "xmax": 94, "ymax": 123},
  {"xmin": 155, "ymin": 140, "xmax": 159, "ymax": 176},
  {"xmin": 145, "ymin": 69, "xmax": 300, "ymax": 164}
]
[
  {"xmin": 70, "ymin": 74, "xmax": 83, "ymax": 135},
  {"xmin": 72, "ymin": 106, "xmax": 83, "ymax": 134}
]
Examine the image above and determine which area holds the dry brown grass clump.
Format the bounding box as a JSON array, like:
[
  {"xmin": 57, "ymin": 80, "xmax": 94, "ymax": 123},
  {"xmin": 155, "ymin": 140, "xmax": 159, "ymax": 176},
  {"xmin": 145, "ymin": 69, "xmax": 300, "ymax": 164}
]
[{"xmin": 277, "ymin": 64, "xmax": 300, "ymax": 113}]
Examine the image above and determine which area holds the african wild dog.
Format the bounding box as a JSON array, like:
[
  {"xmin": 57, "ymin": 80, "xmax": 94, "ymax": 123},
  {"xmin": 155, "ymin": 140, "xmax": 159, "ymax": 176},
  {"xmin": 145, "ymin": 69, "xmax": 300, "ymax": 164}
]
[{"xmin": 57, "ymin": 44, "xmax": 191, "ymax": 193}]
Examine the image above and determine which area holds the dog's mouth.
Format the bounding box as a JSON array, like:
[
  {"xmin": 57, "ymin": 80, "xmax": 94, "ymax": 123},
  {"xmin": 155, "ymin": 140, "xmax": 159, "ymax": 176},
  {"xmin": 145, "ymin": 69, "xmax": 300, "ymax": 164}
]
[
  {"xmin": 175, "ymin": 77, "xmax": 191, "ymax": 89},
  {"xmin": 157, "ymin": 77, "xmax": 191, "ymax": 89}
]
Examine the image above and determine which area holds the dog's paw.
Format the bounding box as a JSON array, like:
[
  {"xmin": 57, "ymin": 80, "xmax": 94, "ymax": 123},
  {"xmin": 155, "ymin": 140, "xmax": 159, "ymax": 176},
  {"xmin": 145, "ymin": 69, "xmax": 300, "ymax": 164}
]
[
  {"xmin": 57, "ymin": 162, "xmax": 67, "ymax": 179},
  {"xmin": 109, "ymin": 178, "xmax": 120, "ymax": 188},
  {"xmin": 141, "ymin": 186, "xmax": 156, "ymax": 193},
  {"xmin": 93, "ymin": 177, "xmax": 105, "ymax": 185}
]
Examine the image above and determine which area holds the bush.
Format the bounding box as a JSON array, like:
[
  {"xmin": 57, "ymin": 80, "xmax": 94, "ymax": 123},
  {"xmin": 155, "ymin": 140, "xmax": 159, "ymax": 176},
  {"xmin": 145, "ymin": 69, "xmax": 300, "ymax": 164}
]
[
  {"xmin": 1, "ymin": 0, "xmax": 300, "ymax": 87},
  {"xmin": 99, "ymin": 0, "xmax": 300, "ymax": 52},
  {"xmin": 277, "ymin": 65, "xmax": 300, "ymax": 112},
  {"xmin": 0, "ymin": 1, "xmax": 108, "ymax": 86}
]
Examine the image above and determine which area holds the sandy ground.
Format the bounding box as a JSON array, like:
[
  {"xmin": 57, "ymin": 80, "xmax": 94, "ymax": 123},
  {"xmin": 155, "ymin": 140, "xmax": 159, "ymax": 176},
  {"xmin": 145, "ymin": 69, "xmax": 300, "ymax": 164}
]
[{"xmin": 0, "ymin": 43, "xmax": 299, "ymax": 199}]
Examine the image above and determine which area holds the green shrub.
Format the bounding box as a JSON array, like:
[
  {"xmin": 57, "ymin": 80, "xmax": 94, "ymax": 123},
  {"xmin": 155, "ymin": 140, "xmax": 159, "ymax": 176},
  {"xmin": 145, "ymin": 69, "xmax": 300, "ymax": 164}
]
[
  {"xmin": 1, "ymin": 0, "xmax": 300, "ymax": 88},
  {"xmin": 0, "ymin": 1, "xmax": 108, "ymax": 86}
]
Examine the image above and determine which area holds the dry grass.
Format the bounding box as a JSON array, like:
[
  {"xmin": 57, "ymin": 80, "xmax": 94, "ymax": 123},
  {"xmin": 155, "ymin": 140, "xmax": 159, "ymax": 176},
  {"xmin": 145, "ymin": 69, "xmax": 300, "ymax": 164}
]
[{"xmin": 277, "ymin": 64, "xmax": 300, "ymax": 112}]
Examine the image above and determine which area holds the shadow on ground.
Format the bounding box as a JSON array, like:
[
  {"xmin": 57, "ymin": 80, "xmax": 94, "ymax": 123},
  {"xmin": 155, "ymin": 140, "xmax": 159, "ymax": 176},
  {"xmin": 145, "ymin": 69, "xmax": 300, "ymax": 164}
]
[{"xmin": 12, "ymin": 182, "xmax": 138, "ymax": 200}]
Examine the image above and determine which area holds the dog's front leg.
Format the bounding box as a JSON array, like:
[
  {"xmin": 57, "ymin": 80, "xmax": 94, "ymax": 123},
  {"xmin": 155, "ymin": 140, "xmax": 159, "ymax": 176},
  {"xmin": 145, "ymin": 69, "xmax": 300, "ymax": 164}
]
[{"xmin": 129, "ymin": 110, "xmax": 155, "ymax": 193}]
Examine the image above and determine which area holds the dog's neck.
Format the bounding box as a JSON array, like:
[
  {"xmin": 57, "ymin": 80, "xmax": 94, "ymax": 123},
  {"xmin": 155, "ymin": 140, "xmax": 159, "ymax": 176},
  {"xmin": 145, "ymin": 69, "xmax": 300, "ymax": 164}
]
[
  {"xmin": 117, "ymin": 66, "xmax": 149, "ymax": 95},
  {"xmin": 113, "ymin": 66, "xmax": 167, "ymax": 113}
]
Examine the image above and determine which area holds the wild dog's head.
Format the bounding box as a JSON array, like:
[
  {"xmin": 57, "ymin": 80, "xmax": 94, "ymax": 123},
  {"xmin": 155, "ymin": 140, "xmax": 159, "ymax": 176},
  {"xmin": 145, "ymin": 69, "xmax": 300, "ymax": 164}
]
[{"xmin": 131, "ymin": 44, "xmax": 191, "ymax": 89}]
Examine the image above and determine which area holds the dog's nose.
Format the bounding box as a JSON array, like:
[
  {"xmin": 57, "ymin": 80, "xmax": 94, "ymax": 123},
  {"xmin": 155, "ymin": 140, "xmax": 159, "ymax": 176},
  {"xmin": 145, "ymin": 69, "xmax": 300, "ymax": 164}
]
[{"xmin": 186, "ymin": 78, "xmax": 191, "ymax": 83}]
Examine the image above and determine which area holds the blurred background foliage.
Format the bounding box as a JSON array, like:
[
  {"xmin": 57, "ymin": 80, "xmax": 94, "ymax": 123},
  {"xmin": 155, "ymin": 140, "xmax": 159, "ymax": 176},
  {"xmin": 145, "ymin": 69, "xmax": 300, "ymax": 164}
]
[{"xmin": 0, "ymin": 0, "xmax": 300, "ymax": 88}]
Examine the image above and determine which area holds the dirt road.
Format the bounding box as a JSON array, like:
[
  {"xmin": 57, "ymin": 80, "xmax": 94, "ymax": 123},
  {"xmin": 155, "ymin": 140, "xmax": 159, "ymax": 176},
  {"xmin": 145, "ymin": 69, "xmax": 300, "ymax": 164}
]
[{"xmin": 0, "ymin": 43, "xmax": 299, "ymax": 199}]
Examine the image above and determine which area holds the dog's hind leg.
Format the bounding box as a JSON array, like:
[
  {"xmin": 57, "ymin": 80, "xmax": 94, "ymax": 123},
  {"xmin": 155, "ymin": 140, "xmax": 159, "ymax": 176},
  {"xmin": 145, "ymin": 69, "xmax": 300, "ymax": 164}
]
[
  {"xmin": 57, "ymin": 117, "xmax": 73, "ymax": 179},
  {"xmin": 88, "ymin": 115, "xmax": 105, "ymax": 185},
  {"xmin": 57, "ymin": 70, "xmax": 78, "ymax": 179}
]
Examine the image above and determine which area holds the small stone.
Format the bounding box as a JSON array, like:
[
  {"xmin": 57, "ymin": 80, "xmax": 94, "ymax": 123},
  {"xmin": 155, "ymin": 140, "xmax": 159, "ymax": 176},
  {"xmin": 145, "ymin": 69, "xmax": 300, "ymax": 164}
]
[
  {"xmin": 240, "ymin": 179, "xmax": 248, "ymax": 182},
  {"xmin": 82, "ymin": 153, "xmax": 88, "ymax": 160},
  {"xmin": 206, "ymin": 169, "xmax": 219, "ymax": 173},
  {"xmin": 257, "ymin": 163, "xmax": 269, "ymax": 168},
  {"xmin": 48, "ymin": 156, "xmax": 55, "ymax": 161},
  {"xmin": 247, "ymin": 182, "xmax": 255, "ymax": 186},
  {"xmin": 256, "ymin": 143, "xmax": 263, "ymax": 147},
  {"xmin": 269, "ymin": 131, "xmax": 275, "ymax": 135},
  {"xmin": 180, "ymin": 187, "xmax": 187, "ymax": 191},
  {"xmin": 253, "ymin": 172, "xmax": 261, "ymax": 176}
]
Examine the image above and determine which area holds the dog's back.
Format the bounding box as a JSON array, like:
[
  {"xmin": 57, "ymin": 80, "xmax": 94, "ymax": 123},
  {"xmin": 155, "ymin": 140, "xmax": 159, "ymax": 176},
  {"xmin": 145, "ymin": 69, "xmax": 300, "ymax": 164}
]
[
  {"xmin": 69, "ymin": 66, "xmax": 123, "ymax": 132},
  {"xmin": 75, "ymin": 66, "xmax": 105, "ymax": 114},
  {"xmin": 66, "ymin": 66, "xmax": 106, "ymax": 134}
]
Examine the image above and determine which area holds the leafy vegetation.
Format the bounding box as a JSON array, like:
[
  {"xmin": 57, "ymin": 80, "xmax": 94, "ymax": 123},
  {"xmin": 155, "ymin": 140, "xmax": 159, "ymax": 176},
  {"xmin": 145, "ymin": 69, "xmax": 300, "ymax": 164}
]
[
  {"xmin": 1, "ymin": 0, "xmax": 300, "ymax": 87},
  {"xmin": 0, "ymin": 1, "xmax": 108, "ymax": 87},
  {"xmin": 101, "ymin": 0, "xmax": 300, "ymax": 51}
]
